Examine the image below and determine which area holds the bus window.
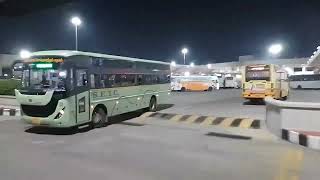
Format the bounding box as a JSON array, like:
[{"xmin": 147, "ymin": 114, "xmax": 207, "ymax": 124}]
[
  {"xmin": 137, "ymin": 74, "xmax": 143, "ymax": 85},
  {"xmin": 76, "ymin": 69, "xmax": 88, "ymax": 87},
  {"xmin": 90, "ymin": 74, "xmax": 100, "ymax": 88}
]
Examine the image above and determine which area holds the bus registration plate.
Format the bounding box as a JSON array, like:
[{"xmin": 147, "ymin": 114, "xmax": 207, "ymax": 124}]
[{"xmin": 31, "ymin": 118, "xmax": 41, "ymax": 125}]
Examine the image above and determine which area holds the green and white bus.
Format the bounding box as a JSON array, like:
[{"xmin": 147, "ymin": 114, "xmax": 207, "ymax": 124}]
[{"xmin": 15, "ymin": 50, "xmax": 170, "ymax": 128}]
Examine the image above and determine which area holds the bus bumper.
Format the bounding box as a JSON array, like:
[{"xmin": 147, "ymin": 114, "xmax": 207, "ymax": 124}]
[
  {"xmin": 242, "ymin": 92, "xmax": 275, "ymax": 99},
  {"xmin": 21, "ymin": 105, "xmax": 75, "ymax": 128}
]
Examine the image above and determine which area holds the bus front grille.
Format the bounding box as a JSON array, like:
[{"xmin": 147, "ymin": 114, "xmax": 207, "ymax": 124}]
[{"xmin": 21, "ymin": 99, "xmax": 59, "ymax": 117}]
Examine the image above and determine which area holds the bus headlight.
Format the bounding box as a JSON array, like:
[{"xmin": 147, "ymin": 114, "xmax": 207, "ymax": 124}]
[{"xmin": 54, "ymin": 107, "xmax": 65, "ymax": 119}]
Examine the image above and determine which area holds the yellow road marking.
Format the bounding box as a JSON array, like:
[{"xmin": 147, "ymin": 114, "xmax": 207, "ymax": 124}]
[
  {"xmin": 170, "ymin": 114, "xmax": 184, "ymax": 122},
  {"xmin": 138, "ymin": 112, "xmax": 155, "ymax": 123},
  {"xmin": 219, "ymin": 118, "xmax": 235, "ymax": 127},
  {"xmin": 239, "ymin": 118, "xmax": 254, "ymax": 128},
  {"xmin": 274, "ymin": 149, "xmax": 304, "ymax": 180},
  {"xmin": 185, "ymin": 115, "xmax": 200, "ymax": 124},
  {"xmin": 140, "ymin": 112, "xmax": 155, "ymax": 118},
  {"xmin": 200, "ymin": 116, "xmax": 216, "ymax": 127}
]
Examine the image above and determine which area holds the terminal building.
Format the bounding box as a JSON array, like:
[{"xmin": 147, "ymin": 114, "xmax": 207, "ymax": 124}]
[{"xmin": 172, "ymin": 55, "xmax": 310, "ymax": 76}]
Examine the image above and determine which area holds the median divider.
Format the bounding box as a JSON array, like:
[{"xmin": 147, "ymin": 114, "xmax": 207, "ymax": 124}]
[
  {"xmin": 140, "ymin": 112, "xmax": 261, "ymax": 129},
  {"xmin": 265, "ymin": 97, "xmax": 320, "ymax": 150},
  {"xmin": 0, "ymin": 107, "xmax": 20, "ymax": 116}
]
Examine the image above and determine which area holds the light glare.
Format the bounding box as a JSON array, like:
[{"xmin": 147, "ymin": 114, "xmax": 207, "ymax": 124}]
[
  {"xmin": 268, "ymin": 44, "xmax": 283, "ymax": 55},
  {"xmin": 71, "ymin": 16, "xmax": 82, "ymax": 26},
  {"xmin": 20, "ymin": 50, "xmax": 31, "ymax": 59},
  {"xmin": 181, "ymin": 48, "xmax": 188, "ymax": 54}
]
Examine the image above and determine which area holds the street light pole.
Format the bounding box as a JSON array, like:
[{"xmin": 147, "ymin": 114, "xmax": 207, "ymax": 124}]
[
  {"xmin": 181, "ymin": 48, "xmax": 188, "ymax": 65},
  {"xmin": 75, "ymin": 25, "xmax": 78, "ymax": 51},
  {"xmin": 71, "ymin": 16, "xmax": 82, "ymax": 51}
]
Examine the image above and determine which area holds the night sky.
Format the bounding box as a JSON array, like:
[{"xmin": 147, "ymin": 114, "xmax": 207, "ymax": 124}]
[{"xmin": 1, "ymin": 0, "xmax": 320, "ymax": 64}]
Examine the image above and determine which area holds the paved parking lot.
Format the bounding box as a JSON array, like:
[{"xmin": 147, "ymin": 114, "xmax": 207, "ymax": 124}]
[{"xmin": 0, "ymin": 89, "xmax": 319, "ymax": 180}]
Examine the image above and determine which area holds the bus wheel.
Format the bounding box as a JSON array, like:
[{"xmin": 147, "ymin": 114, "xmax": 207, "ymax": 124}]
[
  {"xmin": 92, "ymin": 108, "xmax": 107, "ymax": 128},
  {"xmin": 181, "ymin": 87, "xmax": 186, "ymax": 92},
  {"xmin": 208, "ymin": 87, "xmax": 213, "ymax": 91},
  {"xmin": 297, "ymin": 85, "xmax": 302, "ymax": 89},
  {"xmin": 149, "ymin": 96, "xmax": 157, "ymax": 112}
]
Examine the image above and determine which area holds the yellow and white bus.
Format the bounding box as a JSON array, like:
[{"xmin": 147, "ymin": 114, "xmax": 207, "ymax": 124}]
[
  {"xmin": 242, "ymin": 64, "xmax": 289, "ymax": 101},
  {"xmin": 15, "ymin": 50, "xmax": 170, "ymax": 128}
]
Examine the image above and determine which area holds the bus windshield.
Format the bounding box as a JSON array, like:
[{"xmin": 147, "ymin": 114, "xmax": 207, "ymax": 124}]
[{"xmin": 22, "ymin": 64, "xmax": 67, "ymax": 91}]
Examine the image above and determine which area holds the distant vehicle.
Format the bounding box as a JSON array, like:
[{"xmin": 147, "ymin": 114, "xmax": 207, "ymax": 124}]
[
  {"xmin": 289, "ymin": 74, "xmax": 320, "ymax": 89},
  {"xmin": 15, "ymin": 50, "xmax": 170, "ymax": 128},
  {"xmin": 217, "ymin": 76, "xmax": 239, "ymax": 88},
  {"xmin": 242, "ymin": 64, "xmax": 289, "ymax": 101},
  {"xmin": 224, "ymin": 76, "xmax": 239, "ymax": 88},
  {"xmin": 171, "ymin": 75, "xmax": 219, "ymax": 91}
]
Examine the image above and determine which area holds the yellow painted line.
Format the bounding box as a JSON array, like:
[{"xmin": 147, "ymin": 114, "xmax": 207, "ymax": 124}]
[
  {"xmin": 138, "ymin": 112, "xmax": 155, "ymax": 123},
  {"xmin": 238, "ymin": 118, "xmax": 254, "ymax": 128},
  {"xmin": 273, "ymin": 149, "xmax": 304, "ymax": 180},
  {"xmin": 200, "ymin": 116, "xmax": 216, "ymax": 127},
  {"xmin": 170, "ymin": 114, "xmax": 184, "ymax": 122},
  {"xmin": 140, "ymin": 112, "xmax": 155, "ymax": 118},
  {"xmin": 185, "ymin": 115, "xmax": 200, "ymax": 124},
  {"xmin": 218, "ymin": 117, "xmax": 235, "ymax": 127}
]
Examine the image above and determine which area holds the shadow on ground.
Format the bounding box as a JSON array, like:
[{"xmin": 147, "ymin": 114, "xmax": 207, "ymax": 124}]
[
  {"xmin": 243, "ymin": 100, "xmax": 266, "ymax": 106},
  {"xmin": 24, "ymin": 104, "xmax": 174, "ymax": 135}
]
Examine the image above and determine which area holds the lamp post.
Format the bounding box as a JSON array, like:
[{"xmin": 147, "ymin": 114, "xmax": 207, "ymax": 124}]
[
  {"xmin": 71, "ymin": 17, "xmax": 82, "ymax": 51},
  {"xmin": 181, "ymin": 48, "xmax": 188, "ymax": 65}
]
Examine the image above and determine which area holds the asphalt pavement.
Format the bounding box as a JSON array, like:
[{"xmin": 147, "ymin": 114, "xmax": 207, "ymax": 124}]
[{"xmin": 0, "ymin": 89, "xmax": 319, "ymax": 180}]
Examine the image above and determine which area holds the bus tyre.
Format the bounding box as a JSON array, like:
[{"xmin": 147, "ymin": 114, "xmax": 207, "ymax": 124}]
[
  {"xmin": 181, "ymin": 87, "xmax": 186, "ymax": 92},
  {"xmin": 149, "ymin": 97, "xmax": 157, "ymax": 112},
  {"xmin": 92, "ymin": 108, "xmax": 107, "ymax": 128},
  {"xmin": 297, "ymin": 85, "xmax": 302, "ymax": 89},
  {"xmin": 208, "ymin": 87, "xmax": 213, "ymax": 91}
]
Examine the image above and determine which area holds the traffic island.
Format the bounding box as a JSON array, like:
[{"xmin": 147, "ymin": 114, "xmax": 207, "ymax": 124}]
[{"xmin": 265, "ymin": 97, "xmax": 320, "ymax": 150}]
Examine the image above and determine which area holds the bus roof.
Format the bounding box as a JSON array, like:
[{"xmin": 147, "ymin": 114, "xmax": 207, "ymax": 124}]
[{"xmin": 30, "ymin": 50, "xmax": 170, "ymax": 65}]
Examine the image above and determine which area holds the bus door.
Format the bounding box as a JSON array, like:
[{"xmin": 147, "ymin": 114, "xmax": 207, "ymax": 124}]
[{"xmin": 75, "ymin": 69, "xmax": 90, "ymax": 124}]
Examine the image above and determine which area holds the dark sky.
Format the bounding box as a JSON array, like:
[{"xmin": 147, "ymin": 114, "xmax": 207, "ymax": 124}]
[{"xmin": 1, "ymin": 0, "xmax": 320, "ymax": 64}]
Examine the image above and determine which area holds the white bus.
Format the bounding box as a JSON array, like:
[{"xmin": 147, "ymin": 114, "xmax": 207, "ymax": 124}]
[
  {"xmin": 15, "ymin": 50, "xmax": 170, "ymax": 128},
  {"xmin": 289, "ymin": 74, "xmax": 320, "ymax": 89},
  {"xmin": 224, "ymin": 76, "xmax": 239, "ymax": 88}
]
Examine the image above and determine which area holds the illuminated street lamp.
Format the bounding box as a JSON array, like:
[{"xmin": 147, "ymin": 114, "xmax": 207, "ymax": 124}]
[
  {"xmin": 171, "ymin": 61, "xmax": 176, "ymax": 67},
  {"xmin": 71, "ymin": 16, "xmax": 82, "ymax": 51},
  {"xmin": 20, "ymin": 50, "xmax": 31, "ymax": 59},
  {"xmin": 181, "ymin": 48, "xmax": 188, "ymax": 65},
  {"xmin": 268, "ymin": 44, "xmax": 283, "ymax": 56}
]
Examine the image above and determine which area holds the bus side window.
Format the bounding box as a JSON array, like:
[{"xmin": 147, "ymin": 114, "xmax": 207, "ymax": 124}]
[
  {"xmin": 76, "ymin": 69, "xmax": 88, "ymax": 87},
  {"xmin": 138, "ymin": 75, "xmax": 143, "ymax": 85},
  {"xmin": 90, "ymin": 74, "xmax": 100, "ymax": 88}
]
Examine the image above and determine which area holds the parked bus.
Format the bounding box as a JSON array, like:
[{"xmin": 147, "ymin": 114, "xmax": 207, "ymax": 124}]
[
  {"xmin": 171, "ymin": 75, "xmax": 219, "ymax": 91},
  {"xmin": 15, "ymin": 50, "xmax": 170, "ymax": 128},
  {"xmin": 217, "ymin": 75, "xmax": 239, "ymax": 89},
  {"xmin": 242, "ymin": 64, "xmax": 289, "ymax": 101},
  {"xmin": 224, "ymin": 76, "xmax": 239, "ymax": 88},
  {"xmin": 289, "ymin": 74, "xmax": 320, "ymax": 89}
]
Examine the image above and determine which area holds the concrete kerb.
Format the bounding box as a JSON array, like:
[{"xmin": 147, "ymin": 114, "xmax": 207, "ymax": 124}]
[
  {"xmin": 140, "ymin": 112, "xmax": 261, "ymax": 129},
  {"xmin": 0, "ymin": 107, "xmax": 20, "ymax": 116},
  {"xmin": 265, "ymin": 97, "xmax": 320, "ymax": 150},
  {"xmin": 0, "ymin": 95, "xmax": 16, "ymax": 99}
]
